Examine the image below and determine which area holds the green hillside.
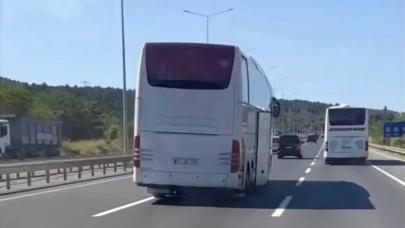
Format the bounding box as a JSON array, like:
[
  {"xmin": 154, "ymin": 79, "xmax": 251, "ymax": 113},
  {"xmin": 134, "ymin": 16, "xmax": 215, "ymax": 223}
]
[{"xmin": 1, "ymin": 76, "xmax": 404, "ymax": 152}]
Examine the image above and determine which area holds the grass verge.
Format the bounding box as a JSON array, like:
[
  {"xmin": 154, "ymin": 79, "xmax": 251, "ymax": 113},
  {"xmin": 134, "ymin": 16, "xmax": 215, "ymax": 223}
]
[{"xmin": 62, "ymin": 139, "xmax": 121, "ymax": 157}]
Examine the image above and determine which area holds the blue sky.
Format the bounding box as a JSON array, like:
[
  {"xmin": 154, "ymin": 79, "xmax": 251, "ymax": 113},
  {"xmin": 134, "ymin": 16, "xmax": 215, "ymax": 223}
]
[{"xmin": 1, "ymin": 0, "xmax": 404, "ymax": 111}]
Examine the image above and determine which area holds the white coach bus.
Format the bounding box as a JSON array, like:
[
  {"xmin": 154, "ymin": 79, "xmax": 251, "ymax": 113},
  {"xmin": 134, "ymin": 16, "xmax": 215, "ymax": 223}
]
[
  {"xmin": 324, "ymin": 106, "xmax": 369, "ymax": 164},
  {"xmin": 133, "ymin": 43, "xmax": 280, "ymax": 197}
]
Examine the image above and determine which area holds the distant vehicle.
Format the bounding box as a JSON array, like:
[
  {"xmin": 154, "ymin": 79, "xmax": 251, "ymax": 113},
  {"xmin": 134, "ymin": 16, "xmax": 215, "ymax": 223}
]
[
  {"xmin": 133, "ymin": 43, "xmax": 281, "ymax": 198},
  {"xmin": 324, "ymin": 106, "xmax": 369, "ymax": 164},
  {"xmin": 0, "ymin": 115, "xmax": 63, "ymax": 158},
  {"xmin": 0, "ymin": 119, "xmax": 9, "ymax": 157},
  {"xmin": 307, "ymin": 134, "xmax": 318, "ymax": 143},
  {"xmin": 278, "ymin": 135, "xmax": 303, "ymax": 159},
  {"xmin": 300, "ymin": 135, "xmax": 307, "ymax": 143},
  {"xmin": 272, "ymin": 136, "xmax": 280, "ymax": 152}
]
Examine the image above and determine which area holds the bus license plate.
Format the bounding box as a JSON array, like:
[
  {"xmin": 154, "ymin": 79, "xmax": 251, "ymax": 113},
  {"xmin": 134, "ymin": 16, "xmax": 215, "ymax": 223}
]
[
  {"xmin": 174, "ymin": 158, "xmax": 198, "ymax": 165},
  {"xmin": 341, "ymin": 138, "xmax": 352, "ymax": 150}
]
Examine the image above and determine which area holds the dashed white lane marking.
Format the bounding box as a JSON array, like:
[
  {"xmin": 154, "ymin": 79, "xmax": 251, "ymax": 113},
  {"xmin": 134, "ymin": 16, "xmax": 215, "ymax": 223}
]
[
  {"xmin": 305, "ymin": 168, "xmax": 311, "ymax": 174},
  {"xmin": 315, "ymin": 145, "xmax": 323, "ymax": 159},
  {"xmin": 272, "ymin": 196, "xmax": 293, "ymax": 217},
  {"xmin": 371, "ymin": 165, "xmax": 405, "ymax": 187},
  {"xmin": 0, "ymin": 175, "xmax": 131, "ymax": 203},
  {"xmin": 310, "ymin": 161, "xmax": 315, "ymax": 166},
  {"xmin": 296, "ymin": 177, "xmax": 305, "ymax": 186},
  {"xmin": 92, "ymin": 196, "xmax": 155, "ymax": 217}
]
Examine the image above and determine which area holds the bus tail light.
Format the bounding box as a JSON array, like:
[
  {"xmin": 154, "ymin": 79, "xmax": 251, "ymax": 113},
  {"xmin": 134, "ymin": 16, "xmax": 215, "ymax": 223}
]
[
  {"xmin": 231, "ymin": 140, "xmax": 241, "ymax": 173},
  {"xmin": 365, "ymin": 140, "xmax": 369, "ymax": 151},
  {"xmin": 133, "ymin": 135, "xmax": 140, "ymax": 168},
  {"xmin": 325, "ymin": 141, "xmax": 328, "ymax": 152}
]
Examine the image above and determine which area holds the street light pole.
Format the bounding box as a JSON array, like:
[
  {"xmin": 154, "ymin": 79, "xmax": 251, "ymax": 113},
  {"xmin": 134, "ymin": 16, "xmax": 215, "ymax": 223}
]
[
  {"xmin": 120, "ymin": 0, "xmax": 128, "ymax": 155},
  {"xmin": 206, "ymin": 17, "xmax": 209, "ymax": 43},
  {"xmin": 183, "ymin": 8, "xmax": 234, "ymax": 43},
  {"xmin": 281, "ymin": 93, "xmax": 284, "ymax": 134}
]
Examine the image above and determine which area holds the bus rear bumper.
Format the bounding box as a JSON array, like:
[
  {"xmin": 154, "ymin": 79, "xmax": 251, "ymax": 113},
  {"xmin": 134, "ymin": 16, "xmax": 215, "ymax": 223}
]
[
  {"xmin": 325, "ymin": 157, "xmax": 367, "ymax": 162},
  {"xmin": 325, "ymin": 151, "xmax": 368, "ymax": 163},
  {"xmin": 325, "ymin": 151, "xmax": 368, "ymax": 158},
  {"xmin": 134, "ymin": 169, "xmax": 244, "ymax": 190}
]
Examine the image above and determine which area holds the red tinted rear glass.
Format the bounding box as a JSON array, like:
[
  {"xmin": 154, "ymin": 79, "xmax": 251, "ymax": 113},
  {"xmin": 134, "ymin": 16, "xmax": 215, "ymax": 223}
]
[{"xmin": 145, "ymin": 43, "xmax": 235, "ymax": 89}]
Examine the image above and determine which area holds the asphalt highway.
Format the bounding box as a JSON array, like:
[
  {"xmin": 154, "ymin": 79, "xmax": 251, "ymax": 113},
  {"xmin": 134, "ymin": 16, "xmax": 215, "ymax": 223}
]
[{"xmin": 0, "ymin": 141, "xmax": 404, "ymax": 228}]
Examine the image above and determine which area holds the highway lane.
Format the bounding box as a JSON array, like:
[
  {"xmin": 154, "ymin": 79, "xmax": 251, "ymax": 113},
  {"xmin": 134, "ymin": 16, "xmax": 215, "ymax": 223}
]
[
  {"xmin": 368, "ymin": 149, "xmax": 405, "ymax": 184},
  {"xmin": 0, "ymin": 142, "xmax": 404, "ymax": 228},
  {"xmin": 272, "ymin": 148, "xmax": 405, "ymax": 228}
]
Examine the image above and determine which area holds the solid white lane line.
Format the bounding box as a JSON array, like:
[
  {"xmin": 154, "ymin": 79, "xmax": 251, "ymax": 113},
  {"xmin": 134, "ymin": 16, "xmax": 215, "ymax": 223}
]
[
  {"xmin": 272, "ymin": 196, "xmax": 293, "ymax": 217},
  {"xmin": 92, "ymin": 196, "xmax": 155, "ymax": 217},
  {"xmin": 296, "ymin": 177, "xmax": 305, "ymax": 186},
  {"xmin": 371, "ymin": 165, "xmax": 405, "ymax": 187},
  {"xmin": 0, "ymin": 176, "xmax": 131, "ymax": 203},
  {"xmin": 310, "ymin": 161, "xmax": 315, "ymax": 166},
  {"xmin": 305, "ymin": 168, "xmax": 311, "ymax": 174}
]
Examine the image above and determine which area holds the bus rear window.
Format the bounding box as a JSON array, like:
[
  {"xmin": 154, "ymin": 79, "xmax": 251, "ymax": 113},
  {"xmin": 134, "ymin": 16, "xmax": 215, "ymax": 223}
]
[
  {"xmin": 145, "ymin": 43, "xmax": 234, "ymax": 89},
  {"xmin": 329, "ymin": 108, "xmax": 366, "ymax": 126}
]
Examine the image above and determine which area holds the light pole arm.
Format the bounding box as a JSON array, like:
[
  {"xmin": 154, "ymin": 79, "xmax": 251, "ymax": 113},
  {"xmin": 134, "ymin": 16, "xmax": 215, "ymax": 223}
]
[
  {"xmin": 209, "ymin": 8, "xmax": 234, "ymax": 17},
  {"xmin": 183, "ymin": 8, "xmax": 234, "ymax": 44},
  {"xmin": 183, "ymin": 10, "xmax": 208, "ymax": 18}
]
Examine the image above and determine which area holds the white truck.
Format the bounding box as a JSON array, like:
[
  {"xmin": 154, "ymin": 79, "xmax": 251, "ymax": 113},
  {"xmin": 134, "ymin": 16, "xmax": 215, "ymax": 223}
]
[
  {"xmin": 0, "ymin": 119, "xmax": 10, "ymax": 156},
  {"xmin": 0, "ymin": 116, "xmax": 63, "ymax": 158}
]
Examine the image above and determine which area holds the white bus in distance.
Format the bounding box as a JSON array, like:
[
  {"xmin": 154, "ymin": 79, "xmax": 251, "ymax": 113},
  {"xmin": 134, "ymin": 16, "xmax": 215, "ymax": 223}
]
[
  {"xmin": 324, "ymin": 106, "xmax": 369, "ymax": 164},
  {"xmin": 133, "ymin": 42, "xmax": 280, "ymax": 198}
]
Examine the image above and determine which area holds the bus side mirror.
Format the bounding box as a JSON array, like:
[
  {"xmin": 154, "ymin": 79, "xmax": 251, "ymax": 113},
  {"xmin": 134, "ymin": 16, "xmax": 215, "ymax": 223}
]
[{"xmin": 271, "ymin": 98, "xmax": 281, "ymax": 118}]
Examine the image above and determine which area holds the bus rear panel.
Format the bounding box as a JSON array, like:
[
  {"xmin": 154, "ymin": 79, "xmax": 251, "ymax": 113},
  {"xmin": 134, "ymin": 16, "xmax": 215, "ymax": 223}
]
[
  {"xmin": 133, "ymin": 43, "xmax": 244, "ymax": 191},
  {"xmin": 324, "ymin": 107, "xmax": 369, "ymax": 163}
]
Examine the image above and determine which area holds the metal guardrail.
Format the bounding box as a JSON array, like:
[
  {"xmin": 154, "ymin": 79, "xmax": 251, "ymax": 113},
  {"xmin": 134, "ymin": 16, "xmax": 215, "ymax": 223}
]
[
  {"xmin": 370, "ymin": 143, "xmax": 405, "ymax": 156},
  {"xmin": 0, "ymin": 155, "xmax": 132, "ymax": 190}
]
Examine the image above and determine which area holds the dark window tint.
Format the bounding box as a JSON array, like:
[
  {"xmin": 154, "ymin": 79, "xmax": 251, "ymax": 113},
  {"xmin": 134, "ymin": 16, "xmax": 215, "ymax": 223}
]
[
  {"xmin": 146, "ymin": 43, "xmax": 234, "ymax": 89},
  {"xmin": 279, "ymin": 135, "xmax": 300, "ymax": 145},
  {"xmin": 307, "ymin": 135, "xmax": 317, "ymax": 141},
  {"xmin": 329, "ymin": 108, "xmax": 366, "ymax": 126}
]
